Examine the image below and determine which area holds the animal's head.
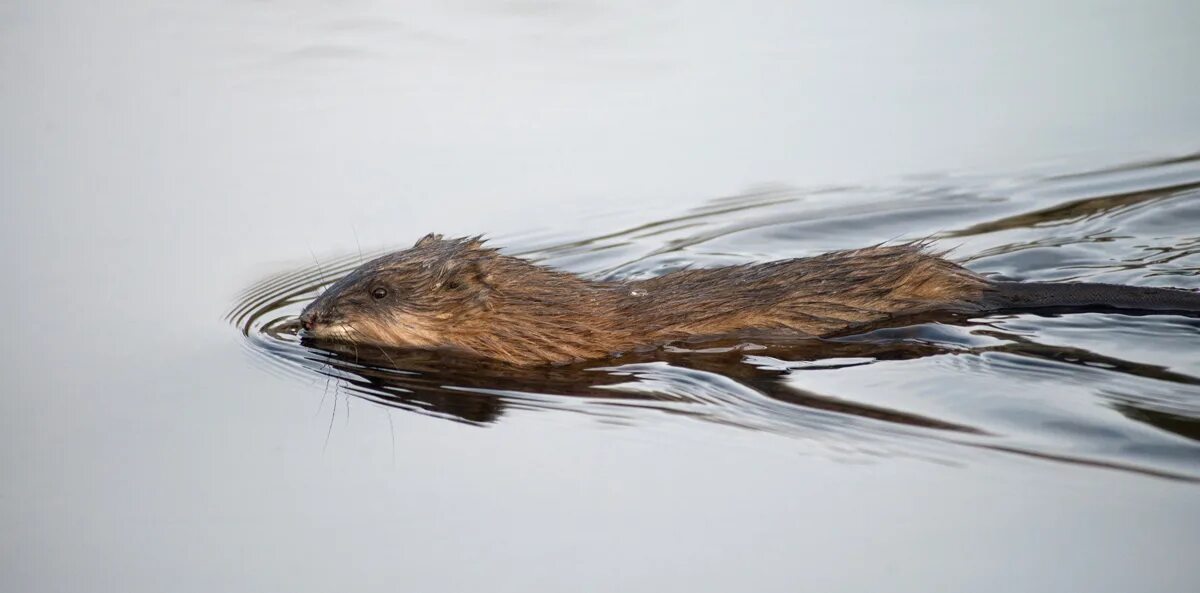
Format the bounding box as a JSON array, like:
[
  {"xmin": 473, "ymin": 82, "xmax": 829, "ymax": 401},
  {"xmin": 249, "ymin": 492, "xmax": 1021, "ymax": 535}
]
[{"xmin": 299, "ymin": 234, "xmax": 511, "ymax": 350}]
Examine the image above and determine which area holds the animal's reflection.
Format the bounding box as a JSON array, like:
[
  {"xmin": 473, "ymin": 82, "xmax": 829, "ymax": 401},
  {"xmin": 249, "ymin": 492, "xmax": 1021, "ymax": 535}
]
[{"xmin": 297, "ymin": 312, "xmax": 1200, "ymax": 446}]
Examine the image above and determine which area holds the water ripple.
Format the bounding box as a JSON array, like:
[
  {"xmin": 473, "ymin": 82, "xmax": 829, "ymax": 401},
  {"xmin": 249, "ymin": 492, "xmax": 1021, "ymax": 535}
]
[{"xmin": 231, "ymin": 153, "xmax": 1200, "ymax": 481}]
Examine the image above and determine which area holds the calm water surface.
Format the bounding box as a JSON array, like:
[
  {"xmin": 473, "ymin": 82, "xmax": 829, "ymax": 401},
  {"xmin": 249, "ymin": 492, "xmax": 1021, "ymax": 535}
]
[
  {"xmin": 234, "ymin": 155, "xmax": 1200, "ymax": 484},
  {"xmin": 4, "ymin": 1, "xmax": 1200, "ymax": 592}
]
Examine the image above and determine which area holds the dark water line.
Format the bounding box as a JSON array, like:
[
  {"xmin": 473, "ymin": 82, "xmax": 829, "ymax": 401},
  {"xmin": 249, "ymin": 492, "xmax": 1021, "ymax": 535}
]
[
  {"xmin": 965, "ymin": 442, "xmax": 1199, "ymax": 483},
  {"xmin": 946, "ymin": 182, "xmax": 1200, "ymax": 238}
]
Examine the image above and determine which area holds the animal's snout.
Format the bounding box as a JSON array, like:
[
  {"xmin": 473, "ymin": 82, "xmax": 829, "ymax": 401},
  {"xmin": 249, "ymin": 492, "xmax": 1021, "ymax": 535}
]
[{"xmin": 299, "ymin": 309, "xmax": 318, "ymax": 331}]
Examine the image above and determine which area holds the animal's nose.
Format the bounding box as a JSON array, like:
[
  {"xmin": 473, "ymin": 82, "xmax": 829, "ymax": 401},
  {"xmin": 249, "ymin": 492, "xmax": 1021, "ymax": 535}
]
[{"xmin": 299, "ymin": 310, "xmax": 317, "ymax": 331}]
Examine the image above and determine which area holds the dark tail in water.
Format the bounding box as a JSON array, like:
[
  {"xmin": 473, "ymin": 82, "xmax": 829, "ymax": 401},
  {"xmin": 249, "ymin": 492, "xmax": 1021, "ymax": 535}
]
[{"xmin": 985, "ymin": 282, "xmax": 1200, "ymax": 315}]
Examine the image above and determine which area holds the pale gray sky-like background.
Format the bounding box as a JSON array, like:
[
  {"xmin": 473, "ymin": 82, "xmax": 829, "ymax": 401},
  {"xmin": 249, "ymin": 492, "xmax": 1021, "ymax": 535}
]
[{"xmin": 2, "ymin": 2, "xmax": 1198, "ymax": 592}]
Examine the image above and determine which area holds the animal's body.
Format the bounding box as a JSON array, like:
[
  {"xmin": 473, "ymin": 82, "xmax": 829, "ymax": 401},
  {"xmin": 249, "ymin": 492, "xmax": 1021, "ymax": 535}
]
[{"xmin": 299, "ymin": 235, "xmax": 1200, "ymax": 366}]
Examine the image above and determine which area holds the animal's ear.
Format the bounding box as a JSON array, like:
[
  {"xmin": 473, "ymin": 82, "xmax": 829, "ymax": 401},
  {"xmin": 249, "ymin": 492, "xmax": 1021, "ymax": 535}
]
[
  {"xmin": 414, "ymin": 233, "xmax": 443, "ymax": 248},
  {"xmin": 439, "ymin": 259, "xmax": 495, "ymax": 306}
]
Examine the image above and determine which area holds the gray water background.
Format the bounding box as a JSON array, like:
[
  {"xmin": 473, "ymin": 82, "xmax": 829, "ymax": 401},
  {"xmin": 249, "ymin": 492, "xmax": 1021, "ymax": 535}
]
[{"xmin": 4, "ymin": 1, "xmax": 1200, "ymax": 592}]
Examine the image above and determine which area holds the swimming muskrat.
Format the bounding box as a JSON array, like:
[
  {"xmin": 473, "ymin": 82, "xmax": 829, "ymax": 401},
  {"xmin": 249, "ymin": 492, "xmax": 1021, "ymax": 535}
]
[{"xmin": 299, "ymin": 234, "xmax": 1200, "ymax": 366}]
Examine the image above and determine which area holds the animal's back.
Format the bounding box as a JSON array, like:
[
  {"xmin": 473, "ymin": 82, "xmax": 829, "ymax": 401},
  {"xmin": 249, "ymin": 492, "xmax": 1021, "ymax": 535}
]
[{"xmin": 630, "ymin": 245, "xmax": 989, "ymax": 338}]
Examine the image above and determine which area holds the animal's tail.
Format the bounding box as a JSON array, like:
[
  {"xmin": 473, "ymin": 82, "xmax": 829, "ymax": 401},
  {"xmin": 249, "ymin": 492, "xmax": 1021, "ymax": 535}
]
[{"xmin": 984, "ymin": 281, "xmax": 1200, "ymax": 314}]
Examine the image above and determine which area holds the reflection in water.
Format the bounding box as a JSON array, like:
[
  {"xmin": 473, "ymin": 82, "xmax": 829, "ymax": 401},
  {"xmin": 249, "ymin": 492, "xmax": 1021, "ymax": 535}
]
[
  {"xmin": 231, "ymin": 154, "xmax": 1200, "ymax": 481},
  {"xmin": 948, "ymin": 180, "xmax": 1200, "ymax": 239}
]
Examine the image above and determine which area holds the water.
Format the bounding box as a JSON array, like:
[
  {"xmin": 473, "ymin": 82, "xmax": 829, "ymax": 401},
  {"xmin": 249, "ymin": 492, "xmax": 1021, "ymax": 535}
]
[
  {"xmin": 234, "ymin": 155, "xmax": 1200, "ymax": 481},
  {"xmin": 4, "ymin": 2, "xmax": 1200, "ymax": 592}
]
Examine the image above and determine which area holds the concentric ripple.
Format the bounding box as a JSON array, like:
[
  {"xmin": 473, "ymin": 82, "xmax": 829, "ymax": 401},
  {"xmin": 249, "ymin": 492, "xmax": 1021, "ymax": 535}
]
[{"xmin": 231, "ymin": 154, "xmax": 1200, "ymax": 480}]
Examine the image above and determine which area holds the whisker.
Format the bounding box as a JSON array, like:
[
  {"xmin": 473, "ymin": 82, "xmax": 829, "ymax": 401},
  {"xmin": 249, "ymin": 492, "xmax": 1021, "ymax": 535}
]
[
  {"xmin": 347, "ymin": 332, "xmax": 360, "ymax": 363},
  {"xmin": 386, "ymin": 409, "xmax": 396, "ymax": 467},
  {"xmin": 348, "ymin": 321, "xmax": 399, "ymax": 368},
  {"xmin": 323, "ymin": 381, "xmax": 337, "ymax": 454},
  {"xmin": 308, "ymin": 246, "xmax": 329, "ymax": 295},
  {"xmin": 352, "ymin": 224, "xmax": 365, "ymax": 265},
  {"xmin": 316, "ymin": 368, "xmax": 333, "ymax": 419}
]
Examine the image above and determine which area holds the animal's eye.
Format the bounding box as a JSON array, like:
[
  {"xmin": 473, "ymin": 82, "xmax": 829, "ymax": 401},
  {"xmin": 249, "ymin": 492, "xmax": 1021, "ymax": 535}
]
[
  {"xmin": 444, "ymin": 279, "xmax": 462, "ymax": 290},
  {"xmin": 371, "ymin": 287, "xmax": 388, "ymax": 300}
]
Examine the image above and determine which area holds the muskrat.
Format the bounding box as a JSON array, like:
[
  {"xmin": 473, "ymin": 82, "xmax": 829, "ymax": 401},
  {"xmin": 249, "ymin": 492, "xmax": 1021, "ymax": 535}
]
[{"xmin": 299, "ymin": 234, "xmax": 1200, "ymax": 366}]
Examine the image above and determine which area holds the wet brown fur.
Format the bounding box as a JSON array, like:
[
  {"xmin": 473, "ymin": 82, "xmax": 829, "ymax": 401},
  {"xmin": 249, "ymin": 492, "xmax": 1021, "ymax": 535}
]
[{"xmin": 300, "ymin": 234, "xmax": 990, "ymax": 365}]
